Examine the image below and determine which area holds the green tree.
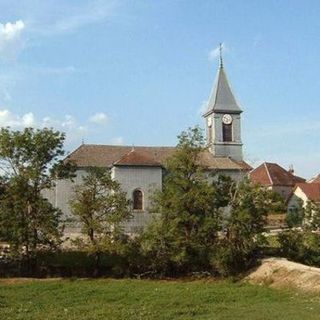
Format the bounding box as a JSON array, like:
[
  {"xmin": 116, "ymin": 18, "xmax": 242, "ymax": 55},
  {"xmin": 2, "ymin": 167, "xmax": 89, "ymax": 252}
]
[
  {"xmin": 140, "ymin": 127, "xmax": 285, "ymax": 276},
  {"xmin": 69, "ymin": 167, "xmax": 131, "ymax": 276},
  {"xmin": 279, "ymin": 200, "xmax": 320, "ymax": 267},
  {"xmin": 286, "ymin": 198, "xmax": 304, "ymax": 228},
  {"xmin": 141, "ymin": 127, "xmax": 221, "ymax": 274},
  {"xmin": 0, "ymin": 127, "xmax": 74, "ymax": 261},
  {"xmin": 212, "ymin": 179, "xmax": 284, "ymax": 275}
]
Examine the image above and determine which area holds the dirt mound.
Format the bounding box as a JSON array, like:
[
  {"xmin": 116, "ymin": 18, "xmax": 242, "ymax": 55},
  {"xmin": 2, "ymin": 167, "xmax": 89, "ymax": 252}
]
[{"xmin": 246, "ymin": 257, "xmax": 320, "ymax": 292}]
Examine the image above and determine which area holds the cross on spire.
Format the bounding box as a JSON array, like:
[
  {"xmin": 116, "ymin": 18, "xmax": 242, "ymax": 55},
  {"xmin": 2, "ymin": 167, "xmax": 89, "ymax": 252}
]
[{"xmin": 219, "ymin": 43, "xmax": 223, "ymax": 68}]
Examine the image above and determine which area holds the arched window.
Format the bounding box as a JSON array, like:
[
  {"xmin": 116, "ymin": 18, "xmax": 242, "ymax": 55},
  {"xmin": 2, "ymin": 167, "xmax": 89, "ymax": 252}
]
[
  {"xmin": 133, "ymin": 189, "xmax": 143, "ymax": 210},
  {"xmin": 222, "ymin": 123, "xmax": 232, "ymax": 142}
]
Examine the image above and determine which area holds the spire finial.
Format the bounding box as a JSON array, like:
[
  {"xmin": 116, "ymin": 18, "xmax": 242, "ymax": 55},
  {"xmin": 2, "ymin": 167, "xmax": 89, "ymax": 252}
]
[{"xmin": 219, "ymin": 43, "xmax": 223, "ymax": 68}]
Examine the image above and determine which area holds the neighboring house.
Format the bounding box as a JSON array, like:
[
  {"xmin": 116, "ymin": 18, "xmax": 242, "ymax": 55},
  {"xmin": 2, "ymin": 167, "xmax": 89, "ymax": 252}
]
[
  {"xmin": 287, "ymin": 183, "xmax": 320, "ymax": 215},
  {"xmin": 249, "ymin": 162, "xmax": 305, "ymax": 200},
  {"xmin": 45, "ymin": 56, "xmax": 251, "ymax": 236},
  {"xmin": 308, "ymin": 174, "xmax": 320, "ymax": 183}
]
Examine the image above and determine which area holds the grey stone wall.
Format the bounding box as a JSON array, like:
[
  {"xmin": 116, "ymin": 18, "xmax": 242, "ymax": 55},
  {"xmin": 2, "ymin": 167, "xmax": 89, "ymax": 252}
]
[
  {"xmin": 112, "ymin": 166, "xmax": 163, "ymax": 234},
  {"xmin": 271, "ymin": 185, "xmax": 293, "ymax": 201},
  {"xmin": 206, "ymin": 113, "xmax": 243, "ymax": 161},
  {"xmin": 42, "ymin": 169, "xmax": 88, "ymax": 234},
  {"xmin": 43, "ymin": 165, "xmax": 248, "ymax": 237}
]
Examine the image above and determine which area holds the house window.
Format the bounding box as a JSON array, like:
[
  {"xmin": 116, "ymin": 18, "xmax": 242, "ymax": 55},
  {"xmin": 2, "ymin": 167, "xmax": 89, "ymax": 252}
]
[
  {"xmin": 133, "ymin": 189, "xmax": 143, "ymax": 210},
  {"xmin": 222, "ymin": 123, "xmax": 232, "ymax": 142}
]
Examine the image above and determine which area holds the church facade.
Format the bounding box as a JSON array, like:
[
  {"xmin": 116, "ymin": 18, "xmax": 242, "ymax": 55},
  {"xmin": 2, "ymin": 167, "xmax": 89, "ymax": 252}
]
[{"xmin": 46, "ymin": 59, "xmax": 251, "ymax": 236}]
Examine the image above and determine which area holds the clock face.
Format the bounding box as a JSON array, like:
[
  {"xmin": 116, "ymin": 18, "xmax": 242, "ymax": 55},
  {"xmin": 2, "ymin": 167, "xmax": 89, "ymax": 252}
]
[
  {"xmin": 207, "ymin": 117, "xmax": 212, "ymax": 127},
  {"xmin": 222, "ymin": 114, "xmax": 233, "ymax": 125}
]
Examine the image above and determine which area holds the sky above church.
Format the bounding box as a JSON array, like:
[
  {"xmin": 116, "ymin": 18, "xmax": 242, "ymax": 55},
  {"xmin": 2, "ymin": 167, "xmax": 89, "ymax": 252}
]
[{"xmin": 0, "ymin": 0, "xmax": 319, "ymax": 178}]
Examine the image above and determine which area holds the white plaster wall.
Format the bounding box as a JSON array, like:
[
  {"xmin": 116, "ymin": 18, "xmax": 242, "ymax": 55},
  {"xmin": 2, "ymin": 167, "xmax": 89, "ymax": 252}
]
[
  {"xmin": 112, "ymin": 166, "xmax": 163, "ymax": 234},
  {"xmin": 42, "ymin": 169, "xmax": 88, "ymax": 234},
  {"xmin": 44, "ymin": 165, "xmax": 248, "ymax": 237},
  {"xmin": 287, "ymin": 187, "xmax": 308, "ymax": 212}
]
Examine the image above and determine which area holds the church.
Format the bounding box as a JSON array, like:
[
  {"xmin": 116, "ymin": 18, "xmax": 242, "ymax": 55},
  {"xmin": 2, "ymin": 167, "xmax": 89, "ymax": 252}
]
[{"xmin": 47, "ymin": 56, "xmax": 251, "ymax": 236}]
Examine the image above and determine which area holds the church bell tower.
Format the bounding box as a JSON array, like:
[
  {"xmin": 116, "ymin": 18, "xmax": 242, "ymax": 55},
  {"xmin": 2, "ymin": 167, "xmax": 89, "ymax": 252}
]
[{"xmin": 203, "ymin": 45, "xmax": 243, "ymax": 161}]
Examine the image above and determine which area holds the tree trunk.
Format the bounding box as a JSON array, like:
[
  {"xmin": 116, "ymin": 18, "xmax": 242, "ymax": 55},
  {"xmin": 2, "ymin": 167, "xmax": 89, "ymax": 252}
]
[{"xmin": 93, "ymin": 251, "xmax": 101, "ymax": 277}]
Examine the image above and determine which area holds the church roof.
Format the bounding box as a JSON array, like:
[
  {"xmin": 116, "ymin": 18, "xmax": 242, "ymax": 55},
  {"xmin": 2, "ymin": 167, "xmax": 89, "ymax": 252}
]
[
  {"xmin": 66, "ymin": 144, "xmax": 251, "ymax": 171},
  {"xmin": 204, "ymin": 64, "xmax": 242, "ymax": 116},
  {"xmin": 113, "ymin": 149, "xmax": 162, "ymax": 167},
  {"xmin": 249, "ymin": 162, "xmax": 305, "ymax": 187}
]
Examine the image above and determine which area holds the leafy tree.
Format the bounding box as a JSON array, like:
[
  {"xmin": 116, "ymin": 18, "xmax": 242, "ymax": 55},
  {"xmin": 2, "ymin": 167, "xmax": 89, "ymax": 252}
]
[
  {"xmin": 212, "ymin": 179, "xmax": 284, "ymax": 275},
  {"xmin": 69, "ymin": 167, "xmax": 131, "ymax": 276},
  {"xmin": 0, "ymin": 127, "xmax": 74, "ymax": 261},
  {"xmin": 303, "ymin": 201, "xmax": 320, "ymax": 231},
  {"xmin": 141, "ymin": 127, "xmax": 285, "ymax": 276},
  {"xmin": 141, "ymin": 127, "xmax": 221, "ymax": 274},
  {"xmin": 286, "ymin": 198, "xmax": 304, "ymax": 228},
  {"xmin": 279, "ymin": 200, "xmax": 320, "ymax": 267}
]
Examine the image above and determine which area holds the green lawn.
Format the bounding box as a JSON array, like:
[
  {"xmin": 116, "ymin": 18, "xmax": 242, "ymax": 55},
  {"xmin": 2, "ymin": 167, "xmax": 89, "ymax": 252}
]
[{"xmin": 0, "ymin": 279, "xmax": 319, "ymax": 320}]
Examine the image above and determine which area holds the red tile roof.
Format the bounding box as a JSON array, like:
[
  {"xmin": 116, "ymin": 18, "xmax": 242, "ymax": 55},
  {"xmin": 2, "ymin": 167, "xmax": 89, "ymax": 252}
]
[
  {"xmin": 309, "ymin": 174, "xmax": 320, "ymax": 184},
  {"xmin": 65, "ymin": 144, "xmax": 252, "ymax": 171},
  {"xmin": 249, "ymin": 162, "xmax": 305, "ymax": 186},
  {"xmin": 295, "ymin": 183, "xmax": 320, "ymax": 203},
  {"xmin": 113, "ymin": 149, "xmax": 162, "ymax": 167}
]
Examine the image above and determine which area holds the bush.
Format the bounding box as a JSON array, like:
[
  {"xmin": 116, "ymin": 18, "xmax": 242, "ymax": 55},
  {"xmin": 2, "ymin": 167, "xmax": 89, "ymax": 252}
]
[{"xmin": 278, "ymin": 230, "xmax": 320, "ymax": 267}]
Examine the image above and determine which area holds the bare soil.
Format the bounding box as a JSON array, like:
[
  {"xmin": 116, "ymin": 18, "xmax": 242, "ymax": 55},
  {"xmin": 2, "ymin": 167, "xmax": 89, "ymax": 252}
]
[{"xmin": 246, "ymin": 257, "xmax": 320, "ymax": 293}]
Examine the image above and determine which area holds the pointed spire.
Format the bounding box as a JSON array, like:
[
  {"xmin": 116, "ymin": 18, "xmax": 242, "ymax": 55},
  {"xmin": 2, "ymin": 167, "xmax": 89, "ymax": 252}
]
[{"xmin": 203, "ymin": 49, "xmax": 242, "ymax": 116}]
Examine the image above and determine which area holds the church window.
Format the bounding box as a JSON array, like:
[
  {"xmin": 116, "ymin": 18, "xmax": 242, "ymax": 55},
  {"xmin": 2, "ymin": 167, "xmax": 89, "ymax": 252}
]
[
  {"xmin": 133, "ymin": 189, "xmax": 143, "ymax": 210},
  {"xmin": 222, "ymin": 123, "xmax": 232, "ymax": 142}
]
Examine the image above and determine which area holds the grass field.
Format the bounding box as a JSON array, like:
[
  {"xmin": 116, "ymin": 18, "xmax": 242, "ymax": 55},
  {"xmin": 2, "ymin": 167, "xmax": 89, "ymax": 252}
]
[{"xmin": 0, "ymin": 278, "xmax": 320, "ymax": 320}]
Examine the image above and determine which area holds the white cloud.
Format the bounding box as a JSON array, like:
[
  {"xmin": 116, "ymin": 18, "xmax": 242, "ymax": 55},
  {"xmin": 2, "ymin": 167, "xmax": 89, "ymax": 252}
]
[
  {"xmin": 28, "ymin": 0, "xmax": 119, "ymax": 36},
  {"xmin": 208, "ymin": 43, "xmax": 225, "ymax": 61},
  {"xmin": 0, "ymin": 20, "xmax": 25, "ymax": 60},
  {"xmin": 89, "ymin": 112, "xmax": 108, "ymax": 124},
  {"xmin": 0, "ymin": 108, "xmax": 122, "ymax": 151},
  {"xmin": 0, "ymin": 109, "xmax": 89, "ymax": 148},
  {"xmin": 0, "ymin": 109, "xmax": 34, "ymax": 127},
  {"xmin": 22, "ymin": 112, "xmax": 35, "ymax": 126}
]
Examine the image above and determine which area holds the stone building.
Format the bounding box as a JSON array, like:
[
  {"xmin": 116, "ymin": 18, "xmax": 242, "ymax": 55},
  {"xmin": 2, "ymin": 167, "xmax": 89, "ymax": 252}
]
[{"xmin": 46, "ymin": 58, "xmax": 251, "ymax": 236}]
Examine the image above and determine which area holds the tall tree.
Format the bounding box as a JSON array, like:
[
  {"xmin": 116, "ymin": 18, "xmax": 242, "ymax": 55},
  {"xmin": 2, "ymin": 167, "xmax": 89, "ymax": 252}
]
[
  {"xmin": 141, "ymin": 126, "xmax": 284, "ymax": 276},
  {"xmin": 69, "ymin": 167, "xmax": 131, "ymax": 276},
  {"xmin": 141, "ymin": 127, "xmax": 221, "ymax": 274},
  {"xmin": 212, "ymin": 179, "xmax": 284, "ymax": 275},
  {"xmin": 0, "ymin": 127, "xmax": 74, "ymax": 260}
]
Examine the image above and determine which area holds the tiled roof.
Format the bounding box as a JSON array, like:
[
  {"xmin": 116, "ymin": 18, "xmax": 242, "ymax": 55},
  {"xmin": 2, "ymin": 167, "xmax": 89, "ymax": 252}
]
[
  {"xmin": 249, "ymin": 162, "xmax": 305, "ymax": 186},
  {"xmin": 295, "ymin": 183, "xmax": 320, "ymax": 203},
  {"xmin": 309, "ymin": 174, "xmax": 320, "ymax": 184},
  {"xmin": 65, "ymin": 144, "xmax": 251, "ymax": 171},
  {"xmin": 113, "ymin": 149, "xmax": 162, "ymax": 167}
]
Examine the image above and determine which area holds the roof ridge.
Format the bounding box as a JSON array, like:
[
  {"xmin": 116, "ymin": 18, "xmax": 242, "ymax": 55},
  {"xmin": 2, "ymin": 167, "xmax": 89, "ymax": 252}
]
[
  {"xmin": 63, "ymin": 143, "xmax": 85, "ymax": 161},
  {"xmin": 264, "ymin": 162, "xmax": 274, "ymax": 185},
  {"xmin": 82, "ymin": 143, "xmax": 176, "ymax": 149},
  {"xmin": 113, "ymin": 148, "xmax": 162, "ymax": 167}
]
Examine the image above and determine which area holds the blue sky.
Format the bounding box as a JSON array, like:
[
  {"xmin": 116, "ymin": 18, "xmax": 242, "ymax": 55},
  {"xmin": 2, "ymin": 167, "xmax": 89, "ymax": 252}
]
[{"xmin": 0, "ymin": 0, "xmax": 319, "ymax": 178}]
